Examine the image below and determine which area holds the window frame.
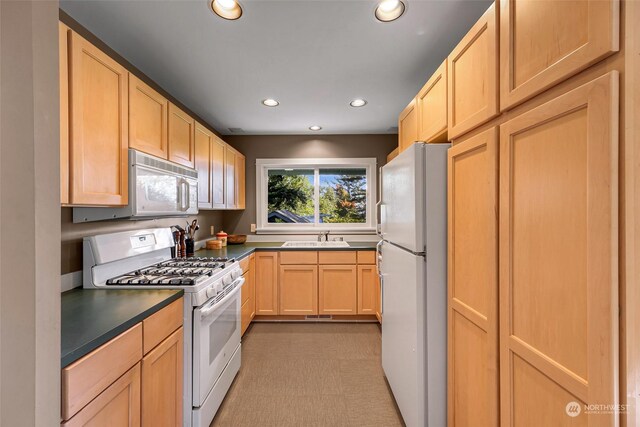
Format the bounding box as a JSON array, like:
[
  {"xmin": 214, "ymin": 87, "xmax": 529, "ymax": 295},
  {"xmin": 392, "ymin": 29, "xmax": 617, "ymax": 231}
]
[{"xmin": 256, "ymin": 157, "xmax": 378, "ymax": 234}]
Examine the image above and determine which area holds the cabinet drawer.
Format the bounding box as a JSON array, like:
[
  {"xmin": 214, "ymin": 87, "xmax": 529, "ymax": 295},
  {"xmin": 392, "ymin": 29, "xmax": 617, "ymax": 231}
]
[
  {"xmin": 143, "ymin": 298, "xmax": 183, "ymax": 355},
  {"xmin": 239, "ymin": 255, "xmax": 251, "ymax": 273},
  {"xmin": 62, "ymin": 323, "xmax": 142, "ymax": 421},
  {"xmin": 63, "ymin": 363, "xmax": 141, "ymax": 427},
  {"xmin": 356, "ymin": 251, "xmax": 376, "ymax": 265},
  {"xmin": 279, "ymin": 251, "xmax": 318, "ymax": 265},
  {"xmin": 318, "ymin": 251, "xmax": 357, "ymax": 264}
]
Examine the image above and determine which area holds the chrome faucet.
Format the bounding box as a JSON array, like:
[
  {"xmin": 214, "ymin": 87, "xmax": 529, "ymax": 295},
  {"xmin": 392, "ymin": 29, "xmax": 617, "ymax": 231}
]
[{"xmin": 317, "ymin": 231, "xmax": 330, "ymax": 242}]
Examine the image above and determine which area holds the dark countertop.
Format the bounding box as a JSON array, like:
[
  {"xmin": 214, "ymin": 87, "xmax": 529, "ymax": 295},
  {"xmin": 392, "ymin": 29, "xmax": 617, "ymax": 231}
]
[
  {"xmin": 61, "ymin": 288, "xmax": 183, "ymax": 368},
  {"xmin": 196, "ymin": 241, "xmax": 378, "ymax": 260}
]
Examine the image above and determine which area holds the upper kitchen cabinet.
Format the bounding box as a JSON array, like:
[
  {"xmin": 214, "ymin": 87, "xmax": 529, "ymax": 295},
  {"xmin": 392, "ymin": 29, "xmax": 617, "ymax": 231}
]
[
  {"xmin": 224, "ymin": 145, "xmax": 246, "ymax": 210},
  {"xmin": 499, "ymin": 72, "xmax": 618, "ymax": 425},
  {"xmin": 195, "ymin": 122, "xmax": 214, "ymax": 209},
  {"xmin": 499, "ymin": 0, "xmax": 619, "ymax": 110},
  {"xmin": 129, "ymin": 74, "xmax": 169, "ymax": 159},
  {"xmin": 236, "ymin": 151, "xmax": 246, "ymax": 209},
  {"xmin": 398, "ymin": 98, "xmax": 418, "ymax": 153},
  {"xmin": 59, "ymin": 23, "xmax": 70, "ymax": 205},
  {"xmin": 168, "ymin": 103, "xmax": 195, "ymax": 168},
  {"xmin": 417, "ymin": 60, "xmax": 448, "ymax": 143},
  {"xmin": 68, "ymin": 31, "xmax": 129, "ymax": 206},
  {"xmin": 448, "ymin": 3, "xmax": 499, "ymax": 140},
  {"xmin": 211, "ymin": 135, "xmax": 226, "ymax": 209}
]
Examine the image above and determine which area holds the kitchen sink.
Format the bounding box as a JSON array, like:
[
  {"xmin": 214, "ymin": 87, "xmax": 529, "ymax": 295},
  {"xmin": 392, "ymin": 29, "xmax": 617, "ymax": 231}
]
[{"xmin": 281, "ymin": 241, "xmax": 350, "ymax": 248}]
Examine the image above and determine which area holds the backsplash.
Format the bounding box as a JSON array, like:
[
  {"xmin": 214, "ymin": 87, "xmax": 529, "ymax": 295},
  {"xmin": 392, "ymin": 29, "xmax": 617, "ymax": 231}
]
[{"xmin": 61, "ymin": 207, "xmax": 223, "ymax": 274}]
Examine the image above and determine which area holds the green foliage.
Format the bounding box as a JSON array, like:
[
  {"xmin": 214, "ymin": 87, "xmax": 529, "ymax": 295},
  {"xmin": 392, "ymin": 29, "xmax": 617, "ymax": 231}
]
[
  {"xmin": 321, "ymin": 175, "xmax": 367, "ymax": 223},
  {"xmin": 267, "ymin": 174, "xmax": 314, "ymax": 217}
]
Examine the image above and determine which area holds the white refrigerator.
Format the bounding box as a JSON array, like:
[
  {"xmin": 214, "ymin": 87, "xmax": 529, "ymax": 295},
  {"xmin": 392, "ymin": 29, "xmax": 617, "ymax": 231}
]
[{"xmin": 378, "ymin": 142, "xmax": 449, "ymax": 427}]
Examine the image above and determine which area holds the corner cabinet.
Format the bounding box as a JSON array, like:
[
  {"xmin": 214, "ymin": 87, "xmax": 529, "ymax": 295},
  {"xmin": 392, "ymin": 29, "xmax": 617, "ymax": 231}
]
[
  {"xmin": 224, "ymin": 146, "xmax": 246, "ymax": 210},
  {"xmin": 447, "ymin": 2, "xmax": 499, "ymax": 140},
  {"xmin": 398, "ymin": 98, "xmax": 419, "ymax": 153},
  {"xmin": 67, "ymin": 31, "xmax": 129, "ymax": 206},
  {"xmin": 499, "ymin": 0, "xmax": 619, "ymax": 110}
]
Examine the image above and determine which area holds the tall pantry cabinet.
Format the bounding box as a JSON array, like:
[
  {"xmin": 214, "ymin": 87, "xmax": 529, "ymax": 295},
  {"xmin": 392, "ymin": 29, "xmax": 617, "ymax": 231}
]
[{"xmin": 443, "ymin": 0, "xmax": 623, "ymax": 426}]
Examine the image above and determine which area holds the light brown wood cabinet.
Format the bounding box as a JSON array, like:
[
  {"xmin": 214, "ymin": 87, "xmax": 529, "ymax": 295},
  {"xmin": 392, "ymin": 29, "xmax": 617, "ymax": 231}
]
[
  {"xmin": 168, "ymin": 103, "xmax": 195, "ymax": 168},
  {"xmin": 499, "ymin": 0, "xmax": 619, "ymax": 110},
  {"xmin": 68, "ymin": 31, "xmax": 129, "ymax": 206},
  {"xmin": 318, "ymin": 265, "xmax": 357, "ymax": 315},
  {"xmin": 279, "ymin": 265, "xmax": 318, "ymax": 315},
  {"xmin": 447, "ymin": 3, "xmax": 498, "ymax": 140},
  {"xmin": 255, "ymin": 252, "xmax": 279, "ymax": 315},
  {"xmin": 195, "ymin": 123, "xmax": 214, "ymax": 209},
  {"xmin": 129, "ymin": 74, "xmax": 168, "ymax": 159},
  {"xmin": 447, "ymin": 127, "xmax": 499, "ymax": 427},
  {"xmin": 61, "ymin": 299, "xmax": 183, "ymax": 426},
  {"xmin": 357, "ymin": 265, "xmax": 378, "ymax": 315},
  {"xmin": 417, "ymin": 60, "xmax": 448, "ymax": 143},
  {"xmin": 211, "ymin": 135, "xmax": 226, "ymax": 209},
  {"xmin": 398, "ymin": 98, "xmax": 418, "ymax": 153},
  {"xmin": 225, "ymin": 146, "xmax": 236, "ymax": 209},
  {"xmin": 141, "ymin": 327, "xmax": 183, "ymax": 427},
  {"xmin": 498, "ymin": 72, "xmax": 618, "ymax": 426},
  {"xmin": 236, "ymin": 152, "xmax": 246, "ymax": 209},
  {"xmin": 59, "ymin": 22, "xmax": 70, "ymax": 205}
]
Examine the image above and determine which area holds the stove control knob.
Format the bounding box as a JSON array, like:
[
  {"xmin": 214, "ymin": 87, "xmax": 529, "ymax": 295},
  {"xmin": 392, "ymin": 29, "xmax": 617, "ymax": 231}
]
[
  {"xmin": 206, "ymin": 286, "xmax": 217, "ymax": 298},
  {"xmin": 231, "ymin": 269, "xmax": 242, "ymax": 280},
  {"xmin": 223, "ymin": 274, "xmax": 232, "ymax": 286}
]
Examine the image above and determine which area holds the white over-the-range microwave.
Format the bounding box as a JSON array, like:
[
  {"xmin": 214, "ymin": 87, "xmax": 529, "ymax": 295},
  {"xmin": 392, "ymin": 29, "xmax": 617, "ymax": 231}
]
[{"xmin": 73, "ymin": 149, "xmax": 198, "ymax": 223}]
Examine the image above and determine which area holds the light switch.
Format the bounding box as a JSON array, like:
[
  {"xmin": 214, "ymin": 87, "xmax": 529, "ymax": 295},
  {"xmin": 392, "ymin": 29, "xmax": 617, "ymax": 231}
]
[
  {"xmin": 250, "ymin": 224, "xmax": 256, "ymax": 232},
  {"xmin": 210, "ymin": 225, "xmax": 215, "ymax": 235}
]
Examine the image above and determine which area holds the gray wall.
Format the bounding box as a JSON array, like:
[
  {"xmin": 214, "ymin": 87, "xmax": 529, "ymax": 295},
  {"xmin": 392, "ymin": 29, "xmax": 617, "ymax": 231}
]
[
  {"xmin": 222, "ymin": 134, "xmax": 397, "ymax": 235},
  {"xmin": 1, "ymin": 1, "xmax": 60, "ymax": 424},
  {"xmin": 61, "ymin": 209, "xmax": 224, "ymax": 274}
]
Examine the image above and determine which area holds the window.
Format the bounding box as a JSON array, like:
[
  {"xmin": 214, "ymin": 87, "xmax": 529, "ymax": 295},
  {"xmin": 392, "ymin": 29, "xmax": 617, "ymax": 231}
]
[{"xmin": 256, "ymin": 158, "xmax": 377, "ymax": 233}]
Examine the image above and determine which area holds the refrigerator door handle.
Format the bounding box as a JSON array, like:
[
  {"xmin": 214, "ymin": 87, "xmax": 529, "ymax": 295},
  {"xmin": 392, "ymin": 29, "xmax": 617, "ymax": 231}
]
[{"xmin": 377, "ymin": 166, "xmax": 384, "ymax": 237}]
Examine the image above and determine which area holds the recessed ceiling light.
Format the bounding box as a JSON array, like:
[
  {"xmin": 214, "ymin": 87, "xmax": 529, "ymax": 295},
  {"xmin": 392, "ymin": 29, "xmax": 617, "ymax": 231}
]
[
  {"xmin": 309, "ymin": 125, "xmax": 322, "ymax": 131},
  {"xmin": 375, "ymin": 0, "xmax": 405, "ymax": 22},
  {"xmin": 262, "ymin": 98, "xmax": 279, "ymax": 107},
  {"xmin": 350, "ymin": 99, "xmax": 367, "ymax": 107},
  {"xmin": 210, "ymin": 0, "xmax": 243, "ymax": 20}
]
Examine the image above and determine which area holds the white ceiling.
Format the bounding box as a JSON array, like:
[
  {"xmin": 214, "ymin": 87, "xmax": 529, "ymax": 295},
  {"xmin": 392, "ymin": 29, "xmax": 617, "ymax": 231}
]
[{"xmin": 60, "ymin": 0, "xmax": 492, "ymax": 135}]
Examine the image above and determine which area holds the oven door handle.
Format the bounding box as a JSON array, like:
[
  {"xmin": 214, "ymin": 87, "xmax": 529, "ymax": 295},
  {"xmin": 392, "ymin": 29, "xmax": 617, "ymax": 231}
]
[{"xmin": 199, "ymin": 276, "xmax": 245, "ymax": 318}]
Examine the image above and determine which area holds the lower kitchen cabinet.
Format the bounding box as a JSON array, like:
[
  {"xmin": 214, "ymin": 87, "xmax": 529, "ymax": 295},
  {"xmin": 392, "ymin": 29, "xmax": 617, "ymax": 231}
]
[
  {"xmin": 63, "ymin": 363, "xmax": 141, "ymax": 427},
  {"xmin": 61, "ymin": 298, "xmax": 183, "ymax": 427},
  {"xmin": 241, "ymin": 253, "xmax": 256, "ymax": 335},
  {"xmin": 279, "ymin": 265, "xmax": 318, "ymax": 315},
  {"xmin": 255, "ymin": 252, "xmax": 279, "ymax": 315},
  {"xmin": 141, "ymin": 327, "xmax": 183, "ymax": 427},
  {"xmin": 357, "ymin": 265, "xmax": 378, "ymax": 315},
  {"xmin": 319, "ymin": 265, "xmax": 357, "ymax": 315}
]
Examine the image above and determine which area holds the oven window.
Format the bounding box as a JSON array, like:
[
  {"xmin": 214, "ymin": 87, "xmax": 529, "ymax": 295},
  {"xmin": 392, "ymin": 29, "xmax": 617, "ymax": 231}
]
[{"xmin": 209, "ymin": 298, "xmax": 237, "ymax": 364}]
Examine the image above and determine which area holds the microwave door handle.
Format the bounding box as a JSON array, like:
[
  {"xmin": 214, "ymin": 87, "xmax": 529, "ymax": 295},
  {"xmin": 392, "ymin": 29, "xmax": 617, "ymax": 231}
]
[
  {"xmin": 185, "ymin": 180, "xmax": 191, "ymax": 211},
  {"xmin": 179, "ymin": 179, "xmax": 188, "ymax": 211}
]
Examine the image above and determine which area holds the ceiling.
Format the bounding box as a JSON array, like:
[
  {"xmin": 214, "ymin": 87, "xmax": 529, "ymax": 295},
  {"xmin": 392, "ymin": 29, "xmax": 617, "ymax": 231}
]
[{"xmin": 60, "ymin": 0, "xmax": 492, "ymax": 135}]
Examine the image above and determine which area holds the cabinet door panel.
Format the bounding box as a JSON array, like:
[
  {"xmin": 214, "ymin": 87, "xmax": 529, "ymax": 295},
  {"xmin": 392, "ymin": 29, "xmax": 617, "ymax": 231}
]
[
  {"xmin": 60, "ymin": 23, "xmax": 70, "ymax": 205},
  {"xmin": 447, "ymin": 127, "xmax": 498, "ymax": 427},
  {"xmin": 70, "ymin": 32, "xmax": 129, "ymax": 206},
  {"xmin": 398, "ymin": 98, "xmax": 418, "ymax": 153},
  {"xmin": 255, "ymin": 252, "xmax": 278, "ymax": 315},
  {"xmin": 357, "ymin": 265, "xmax": 378, "ymax": 315},
  {"xmin": 448, "ymin": 3, "xmax": 498, "ymax": 139},
  {"xmin": 318, "ymin": 265, "xmax": 357, "ymax": 315},
  {"xmin": 499, "ymin": 72, "xmax": 618, "ymax": 425},
  {"xmin": 249, "ymin": 254, "xmax": 256, "ymax": 319},
  {"xmin": 500, "ymin": 0, "xmax": 619, "ymax": 109},
  {"xmin": 211, "ymin": 136, "xmax": 226, "ymax": 209},
  {"xmin": 168, "ymin": 103, "xmax": 195, "ymax": 168},
  {"xmin": 279, "ymin": 265, "xmax": 318, "ymax": 315},
  {"xmin": 141, "ymin": 327, "xmax": 183, "ymax": 427},
  {"xmin": 236, "ymin": 152, "xmax": 246, "ymax": 209},
  {"xmin": 195, "ymin": 123, "xmax": 213, "ymax": 209},
  {"xmin": 129, "ymin": 75, "xmax": 168, "ymax": 159},
  {"xmin": 417, "ymin": 60, "xmax": 448, "ymax": 143},
  {"xmin": 225, "ymin": 147, "xmax": 237, "ymax": 209},
  {"xmin": 62, "ymin": 363, "xmax": 141, "ymax": 427}
]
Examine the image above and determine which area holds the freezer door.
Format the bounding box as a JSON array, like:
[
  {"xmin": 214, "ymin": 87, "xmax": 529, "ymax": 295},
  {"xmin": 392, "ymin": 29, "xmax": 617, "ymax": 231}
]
[
  {"xmin": 381, "ymin": 242, "xmax": 426, "ymax": 427},
  {"xmin": 380, "ymin": 144, "xmax": 425, "ymax": 252}
]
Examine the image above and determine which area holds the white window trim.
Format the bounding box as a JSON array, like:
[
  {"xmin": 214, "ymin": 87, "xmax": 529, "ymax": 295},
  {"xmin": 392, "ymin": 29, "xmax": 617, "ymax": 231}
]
[{"xmin": 256, "ymin": 158, "xmax": 378, "ymax": 234}]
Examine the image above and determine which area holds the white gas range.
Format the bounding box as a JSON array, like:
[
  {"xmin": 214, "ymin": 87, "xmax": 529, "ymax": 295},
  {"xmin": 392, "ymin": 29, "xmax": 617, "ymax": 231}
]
[{"xmin": 83, "ymin": 227, "xmax": 243, "ymax": 427}]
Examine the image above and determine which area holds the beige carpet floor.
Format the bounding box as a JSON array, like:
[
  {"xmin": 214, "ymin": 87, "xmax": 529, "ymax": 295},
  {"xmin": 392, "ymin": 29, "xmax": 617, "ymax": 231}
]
[{"xmin": 210, "ymin": 323, "xmax": 405, "ymax": 427}]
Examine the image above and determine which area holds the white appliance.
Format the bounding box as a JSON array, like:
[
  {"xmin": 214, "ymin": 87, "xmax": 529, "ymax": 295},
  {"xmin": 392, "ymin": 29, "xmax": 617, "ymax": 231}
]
[
  {"xmin": 73, "ymin": 149, "xmax": 199, "ymax": 223},
  {"xmin": 378, "ymin": 142, "xmax": 449, "ymax": 427},
  {"xmin": 83, "ymin": 228, "xmax": 243, "ymax": 427}
]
